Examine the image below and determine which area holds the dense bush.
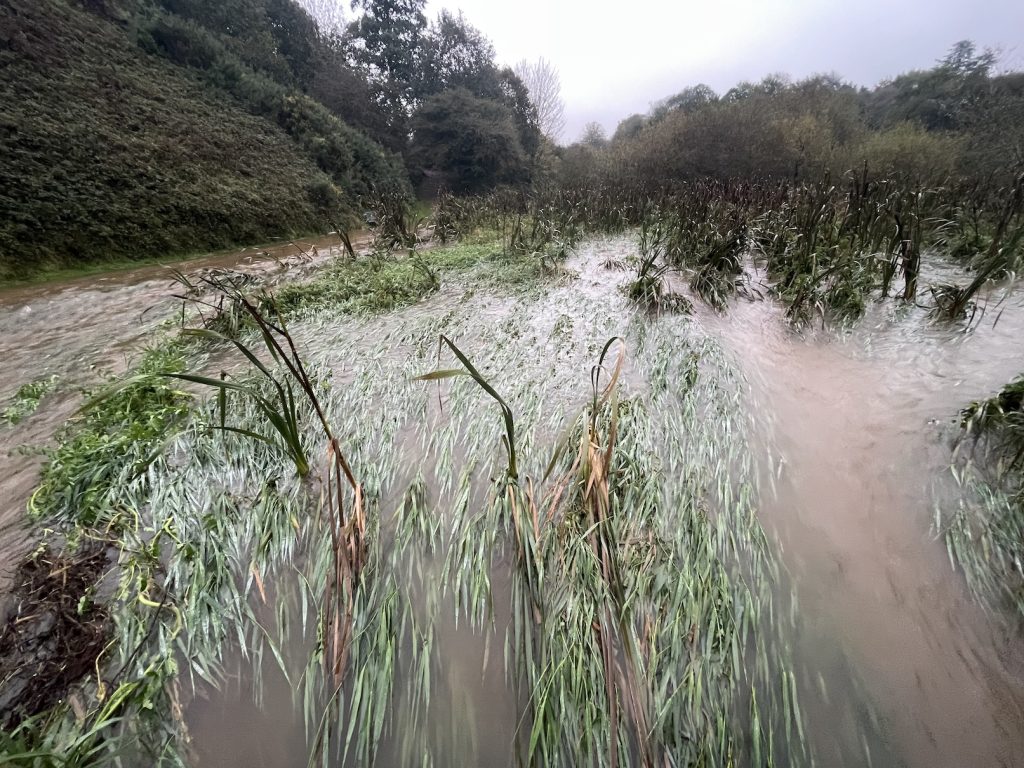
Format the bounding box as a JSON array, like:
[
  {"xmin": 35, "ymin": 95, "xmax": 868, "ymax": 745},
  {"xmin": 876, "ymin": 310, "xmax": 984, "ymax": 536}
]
[
  {"xmin": 410, "ymin": 89, "xmax": 530, "ymax": 193},
  {"xmin": 141, "ymin": 12, "xmax": 409, "ymax": 200},
  {"xmin": 851, "ymin": 123, "xmax": 963, "ymax": 181}
]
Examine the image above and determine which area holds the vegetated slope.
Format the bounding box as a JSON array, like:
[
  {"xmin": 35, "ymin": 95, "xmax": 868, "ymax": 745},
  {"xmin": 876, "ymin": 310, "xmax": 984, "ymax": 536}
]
[{"xmin": 0, "ymin": 0, "xmax": 401, "ymax": 279}]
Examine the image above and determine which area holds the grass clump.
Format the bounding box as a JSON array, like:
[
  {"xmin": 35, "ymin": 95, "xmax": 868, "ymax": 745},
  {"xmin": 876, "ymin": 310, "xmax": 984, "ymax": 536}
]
[
  {"xmin": 420, "ymin": 335, "xmax": 806, "ymax": 765},
  {"xmin": 273, "ymin": 235, "xmax": 552, "ymax": 316},
  {"xmin": 625, "ymin": 220, "xmax": 691, "ymax": 313},
  {"xmin": 960, "ymin": 375, "xmax": 1024, "ymax": 474},
  {"xmin": 944, "ymin": 374, "xmax": 1024, "ymax": 618},
  {"xmin": 29, "ymin": 343, "xmax": 191, "ymax": 529},
  {"xmin": 274, "ymin": 254, "xmax": 444, "ymax": 316},
  {"xmin": 2, "ymin": 376, "xmax": 59, "ymax": 425}
]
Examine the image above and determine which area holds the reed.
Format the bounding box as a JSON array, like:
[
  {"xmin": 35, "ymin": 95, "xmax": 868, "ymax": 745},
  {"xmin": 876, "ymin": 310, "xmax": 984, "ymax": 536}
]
[{"xmin": 945, "ymin": 375, "xmax": 1024, "ymax": 619}]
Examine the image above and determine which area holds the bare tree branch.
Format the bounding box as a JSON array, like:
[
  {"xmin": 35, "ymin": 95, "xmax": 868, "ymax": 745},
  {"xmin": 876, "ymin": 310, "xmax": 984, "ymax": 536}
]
[{"xmin": 514, "ymin": 57, "xmax": 566, "ymax": 143}]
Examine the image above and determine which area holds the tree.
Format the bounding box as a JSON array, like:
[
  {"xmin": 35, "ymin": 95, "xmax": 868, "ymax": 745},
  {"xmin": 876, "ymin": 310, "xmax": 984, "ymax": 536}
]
[
  {"xmin": 498, "ymin": 67, "xmax": 541, "ymax": 158},
  {"xmin": 651, "ymin": 84, "xmax": 718, "ymax": 121},
  {"xmin": 865, "ymin": 41, "xmax": 999, "ymax": 131},
  {"xmin": 854, "ymin": 122, "xmax": 963, "ymax": 180},
  {"xmin": 346, "ymin": 0, "xmax": 427, "ymax": 128},
  {"xmin": 942, "ymin": 40, "xmax": 996, "ymax": 78},
  {"xmin": 960, "ymin": 71, "xmax": 1024, "ymax": 179},
  {"xmin": 612, "ymin": 114, "xmax": 646, "ymax": 143},
  {"xmin": 264, "ymin": 0, "xmax": 320, "ymax": 88},
  {"xmin": 514, "ymin": 57, "xmax": 566, "ymax": 142},
  {"xmin": 580, "ymin": 121, "xmax": 607, "ymax": 148},
  {"xmin": 415, "ymin": 14, "xmax": 539, "ymax": 160},
  {"xmin": 158, "ymin": 0, "xmax": 318, "ymax": 87},
  {"xmin": 410, "ymin": 88, "xmax": 529, "ymax": 192},
  {"xmin": 418, "ymin": 10, "xmax": 500, "ymax": 99},
  {"xmin": 295, "ymin": 0, "xmax": 347, "ymax": 37},
  {"xmin": 310, "ymin": 38, "xmax": 398, "ymax": 150}
]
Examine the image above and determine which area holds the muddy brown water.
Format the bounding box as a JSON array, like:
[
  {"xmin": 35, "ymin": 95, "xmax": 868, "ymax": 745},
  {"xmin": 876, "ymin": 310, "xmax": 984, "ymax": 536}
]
[
  {"xmin": 698, "ymin": 287, "xmax": 1024, "ymax": 767},
  {"xmin": 1, "ymin": 239, "xmax": 1023, "ymax": 766}
]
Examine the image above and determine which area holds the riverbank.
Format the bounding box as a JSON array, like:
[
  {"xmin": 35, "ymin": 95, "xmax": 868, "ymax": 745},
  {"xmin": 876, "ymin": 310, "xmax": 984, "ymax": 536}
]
[{"xmin": 0, "ymin": 230, "xmax": 350, "ymax": 294}]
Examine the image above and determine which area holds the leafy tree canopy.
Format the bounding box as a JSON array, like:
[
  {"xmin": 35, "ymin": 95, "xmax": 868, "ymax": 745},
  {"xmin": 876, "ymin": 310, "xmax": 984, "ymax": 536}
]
[{"xmin": 410, "ymin": 88, "xmax": 530, "ymax": 192}]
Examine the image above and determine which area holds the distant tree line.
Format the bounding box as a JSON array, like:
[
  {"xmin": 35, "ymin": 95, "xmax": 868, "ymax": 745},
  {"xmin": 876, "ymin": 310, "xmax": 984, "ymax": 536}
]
[{"xmin": 558, "ymin": 41, "xmax": 1024, "ymax": 188}]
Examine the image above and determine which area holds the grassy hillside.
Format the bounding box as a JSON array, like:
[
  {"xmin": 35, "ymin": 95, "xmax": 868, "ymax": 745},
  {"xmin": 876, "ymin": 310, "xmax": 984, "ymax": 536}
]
[{"xmin": 0, "ymin": 0, "xmax": 404, "ymax": 280}]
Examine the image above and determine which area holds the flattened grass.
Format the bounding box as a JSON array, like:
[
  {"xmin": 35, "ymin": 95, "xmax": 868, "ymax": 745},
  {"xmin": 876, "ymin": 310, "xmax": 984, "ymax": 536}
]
[
  {"xmin": 13, "ymin": 233, "xmax": 811, "ymax": 767},
  {"xmin": 273, "ymin": 234, "xmax": 560, "ymax": 317},
  {"xmin": 29, "ymin": 344, "xmax": 191, "ymax": 529}
]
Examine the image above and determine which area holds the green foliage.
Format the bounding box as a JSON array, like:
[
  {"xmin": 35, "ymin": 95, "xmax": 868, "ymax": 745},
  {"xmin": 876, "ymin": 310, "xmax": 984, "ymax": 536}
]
[
  {"xmin": 417, "ymin": 9, "xmax": 499, "ymax": 99},
  {"xmin": 411, "ymin": 88, "xmax": 530, "ymax": 192},
  {"xmin": 309, "ymin": 39, "xmax": 398, "ymax": 151},
  {"xmin": 413, "ymin": 11, "xmax": 540, "ymax": 159},
  {"xmin": 2, "ymin": 376, "xmax": 59, "ymax": 426},
  {"xmin": 852, "ymin": 122, "xmax": 962, "ymax": 180},
  {"xmin": 960, "ymin": 71, "xmax": 1024, "ymax": 183},
  {"xmin": 0, "ymin": 0, "xmax": 406, "ymax": 279},
  {"xmin": 274, "ymin": 254, "xmax": 440, "ymax": 316},
  {"xmin": 30, "ymin": 344, "xmax": 191, "ymax": 529},
  {"xmin": 497, "ymin": 68, "xmax": 542, "ymax": 158},
  {"xmin": 946, "ymin": 375, "xmax": 1024, "ymax": 621},
  {"xmin": 961, "ymin": 376, "xmax": 1024, "ymax": 475},
  {"xmin": 142, "ymin": 10, "xmax": 409, "ymax": 200},
  {"xmin": 611, "ymin": 113, "xmax": 646, "ymax": 143},
  {"xmin": 156, "ymin": 0, "xmax": 321, "ymax": 87},
  {"xmin": 624, "ymin": 219, "xmax": 690, "ymax": 312},
  {"xmin": 347, "ymin": 0, "xmax": 427, "ymax": 125},
  {"xmin": 273, "ymin": 235, "xmax": 543, "ymax": 315},
  {"xmin": 867, "ymin": 41, "xmax": 997, "ymax": 132},
  {"xmin": 564, "ymin": 46, "xmax": 1023, "ymax": 187}
]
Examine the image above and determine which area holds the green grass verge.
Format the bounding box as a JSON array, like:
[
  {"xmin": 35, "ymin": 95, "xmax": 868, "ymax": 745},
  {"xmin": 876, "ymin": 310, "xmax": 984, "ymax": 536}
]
[
  {"xmin": 273, "ymin": 232, "xmax": 553, "ymax": 316},
  {"xmin": 29, "ymin": 343, "xmax": 191, "ymax": 530}
]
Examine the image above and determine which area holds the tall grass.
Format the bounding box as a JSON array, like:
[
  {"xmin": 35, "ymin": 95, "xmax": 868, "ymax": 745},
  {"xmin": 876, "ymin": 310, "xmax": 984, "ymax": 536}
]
[
  {"xmin": 434, "ymin": 173, "xmax": 1021, "ymax": 327},
  {"xmin": 418, "ymin": 327, "xmax": 808, "ymax": 765},
  {"xmin": 944, "ymin": 375, "xmax": 1024, "ymax": 619}
]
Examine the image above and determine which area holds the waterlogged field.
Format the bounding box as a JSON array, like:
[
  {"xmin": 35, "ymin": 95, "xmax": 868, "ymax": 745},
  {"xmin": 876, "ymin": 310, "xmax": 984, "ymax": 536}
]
[{"xmin": 2, "ymin": 180, "xmax": 1024, "ymax": 767}]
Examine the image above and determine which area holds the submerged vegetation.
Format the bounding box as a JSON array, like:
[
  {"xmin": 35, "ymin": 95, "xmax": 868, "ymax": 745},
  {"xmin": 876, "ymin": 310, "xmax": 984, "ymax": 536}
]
[
  {"xmin": 945, "ymin": 375, "xmax": 1024, "ymax": 618},
  {"xmin": 2, "ymin": 377, "xmax": 59, "ymax": 426},
  {"xmin": 2, "ymin": 222, "xmax": 822, "ymax": 765},
  {"xmin": 4, "ymin": 1, "xmax": 1024, "ymax": 765},
  {"xmin": 4, "ymin": 162, "xmax": 1023, "ymax": 763}
]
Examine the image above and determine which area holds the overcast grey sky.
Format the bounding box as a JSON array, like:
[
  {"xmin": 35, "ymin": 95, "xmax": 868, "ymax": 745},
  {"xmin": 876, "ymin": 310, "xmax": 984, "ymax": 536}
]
[{"xmin": 426, "ymin": 0, "xmax": 1024, "ymax": 142}]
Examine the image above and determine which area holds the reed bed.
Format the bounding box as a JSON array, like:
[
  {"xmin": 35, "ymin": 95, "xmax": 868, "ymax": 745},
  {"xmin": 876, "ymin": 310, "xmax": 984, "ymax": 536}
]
[
  {"xmin": 5, "ymin": 233, "xmax": 825, "ymax": 766},
  {"xmin": 944, "ymin": 375, "xmax": 1024, "ymax": 618},
  {"xmin": 437, "ymin": 173, "xmax": 1023, "ymax": 327},
  {"xmin": 15, "ymin": 165, "xmax": 1021, "ymax": 765}
]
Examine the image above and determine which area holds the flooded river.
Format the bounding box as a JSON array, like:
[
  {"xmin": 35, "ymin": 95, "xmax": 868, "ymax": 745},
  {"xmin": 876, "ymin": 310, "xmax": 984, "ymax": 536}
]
[
  {"xmin": 1, "ymin": 237, "xmax": 1023, "ymax": 767},
  {"xmin": 703, "ymin": 289, "xmax": 1024, "ymax": 767}
]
